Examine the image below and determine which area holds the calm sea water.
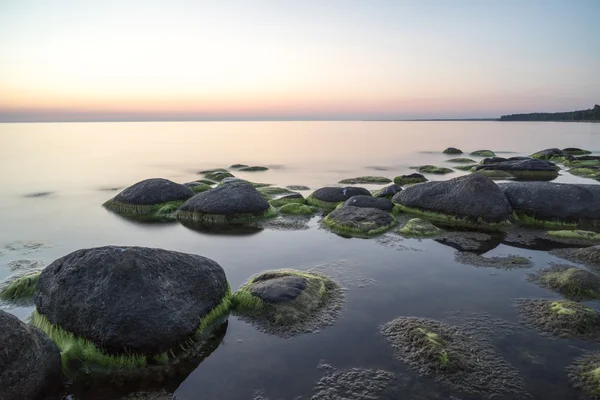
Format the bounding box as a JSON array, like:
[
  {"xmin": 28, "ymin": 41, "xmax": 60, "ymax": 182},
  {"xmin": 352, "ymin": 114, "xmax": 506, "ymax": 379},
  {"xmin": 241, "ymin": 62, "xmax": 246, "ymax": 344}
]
[{"xmin": 1, "ymin": 121, "xmax": 600, "ymax": 399}]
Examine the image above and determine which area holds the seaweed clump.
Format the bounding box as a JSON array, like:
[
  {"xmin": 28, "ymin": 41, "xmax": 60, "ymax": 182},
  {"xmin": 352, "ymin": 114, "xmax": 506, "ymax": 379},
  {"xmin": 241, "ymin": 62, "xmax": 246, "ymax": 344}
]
[
  {"xmin": 231, "ymin": 269, "xmax": 344, "ymax": 337},
  {"xmin": 0, "ymin": 272, "xmax": 41, "ymax": 303},
  {"xmin": 398, "ymin": 218, "xmax": 442, "ymax": 238},
  {"xmin": 568, "ymin": 352, "xmax": 600, "ymax": 399},
  {"xmin": 380, "ymin": 316, "xmax": 527, "ymax": 399},
  {"xmin": 550, "ymin": 246, "xmax": 600, "ymax": 271},
  {"xmin": 546, "ymin": 230, "xmax": 600, "ymax": 241},
  {"xmin": 279, "ymin": 203, "xmax": 313, "ymax": 216},
  {"xmin": 455, "ymin": 252, "xmax": 532, "ymax": 269},
  {"xmin": 528, "ymin": 264, "xmax": 600, "ymax": 300},
  {"xmin": 515, "ymin": 299, "xmax": 600, "ymax": 341}
]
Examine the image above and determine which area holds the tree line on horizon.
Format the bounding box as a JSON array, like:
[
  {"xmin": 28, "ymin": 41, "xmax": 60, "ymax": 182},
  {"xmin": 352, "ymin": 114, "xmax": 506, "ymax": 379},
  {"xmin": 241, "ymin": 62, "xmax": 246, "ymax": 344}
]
[{"xmin": 499, "ymin": 104, "xmax": 600, "ymax": 121}]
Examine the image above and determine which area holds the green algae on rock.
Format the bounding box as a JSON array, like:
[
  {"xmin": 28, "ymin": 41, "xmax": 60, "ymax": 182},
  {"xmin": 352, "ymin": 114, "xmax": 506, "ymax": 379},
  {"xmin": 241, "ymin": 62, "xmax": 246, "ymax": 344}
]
[
  {"xmin": 373, "ymin": 184, "xmax": 402, "ymax": 199},
  {"xmin": 547, "ymin": 230, "xmax": 600, "ymax": 241},
  {"xmin": 203, "ymin": 171, "xmax": 234, "ymax": 181},
  {"xmin": 257, "ymin": 186, "xmax": 296, "ymax": 199},
  {"xmin": 338, "ymin": 176, "xmax": 392, "ymax": 184},
  {"xmin": 231, "ymin": 269, "xmax": 344, "ymax": 337},
  {"xmin": 381, "ymin": 316, "xmax": 527, "ymax": 399},
  {"xmin": 0, "ymin": 271, "xmax": 40, "ymax": 302},
  {"xmin": 470, "ymin": 150, "xmax": 496, "ymax": 157},
  {"xmin": 550, "ymin": 246, "xmax": 600, "ymax": 272},
  {"xmin": 279, "ymin": 203, "xmax": 313, "ymax": 216},
  {"xmin": 442, "ymin": 147, "xmax": 463, "ymax": 154},
  {"xmin": 307, "ymin": 186, "xmax": 371, "ymax": 210},
  {"xmin": 323, "ymin": 205, "xmax": 396, "ymax": 237},
  {"xmin": 472, "ymin": 170, "xmax": 515, "ymax": 180},
  {"xmin": 415, "ymin": 165, "xmax": 454, "ymax": 174},
  {"xmin": 567, "ymin": 353, "xmax": 600, "ymax": 399},
  {"xmin": 393, "ymin": 173, "xmax": 428, "ymax": 185},
  {"xmin": 230, "ymin": 164, "xmax": 249, "ymax": 169},
  {"xmin": 239, "ymin": 166, "xmax": 269, "ymax": 172},
  {"xmin": 527, "ymin": 264, "xmax": 600, "ymax": 300},
  {"xmin": 454, "ymin": 164, "xmax": 478, "ymax": 171},
  {"xmin": 286, "ymin": 185, "xmax": 310, "ymax": 191},
  {"xmin": 563, "ymin": 148, "xmax": 592, "ymax": 156},
  {"xmin": 446, "ymin": 157, "xmax": 476, "ymax": 163},
  {"xmin": 183, "ymin": 181, "xmax": 213, "ymax": 193},
  {"xmin": 569, "ymin": 167, "xmax": 600, "ymax": 179},
  {"xmin": 515, "ymin": 299, "xmax": 600, "ymax": 341},
  {"xmin": 103, "ymin": 178, "xmax": 194, "ymax": 218},
  {"xmin": 398, "ymin": 218, "xmax": 442, "ymax": 238}
]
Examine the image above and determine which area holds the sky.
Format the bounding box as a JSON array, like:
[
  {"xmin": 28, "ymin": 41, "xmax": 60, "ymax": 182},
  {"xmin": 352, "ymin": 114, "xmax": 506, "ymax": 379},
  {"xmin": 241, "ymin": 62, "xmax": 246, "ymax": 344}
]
[{"xmin": 0, "ymin": 0, "xmax": 599, "ymax": 122}]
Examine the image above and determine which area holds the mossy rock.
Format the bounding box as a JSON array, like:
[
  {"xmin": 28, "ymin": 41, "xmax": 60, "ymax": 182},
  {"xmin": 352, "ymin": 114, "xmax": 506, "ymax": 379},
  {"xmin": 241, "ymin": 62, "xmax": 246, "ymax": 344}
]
[
  {"xmin": 568, "ymin": 353, "xmax": 600, "ymax": 399},
  {"xmin": 269, "ymin": 193, "xmax": 305, "ymax": 208},
  {"xmin": 184, "ymin": 182, "xmax": 213, "ymax": 193},
  {"xmin": 446, "ymin": 158, "xmax": 476, "ymax": 164},
  {"xmin": 322, "ymin": 206, "xmax": 396, "ymax": 237},
  {"xmin": 258, "ymin": 186, "xmax": 296, "ymax": 199},
  {"xmin": 398, "ymin": 218, "xmax": 442, "ymax": 237},
  {"xmin": 393, "ymin": 173, "xmax": 427, "ymax": 185},
  {"xmin": 455, "ymin": 253, "xmax": 532, "ymax": 269},
  {"xmin": 306, "ymin": 187, "xmax": 371, "ymax": 211},
  {"xmin": 415, "ymin": 165, "xmax": 453, "ymax": 174},
  {"xmin": 286, "ymin": 185, "xmax": 310, "ymax": 191},
  {"xmin": 531, "ymin": 148, "xmax": 564, "ymax": 160},
  {"xmin": 195, "ymin": 179, "xmax": 216, "ymax": 185},
  {"xmin": 546, "ymin": 230, "xmax": 600, "ymax": 241},
  {"xmin": 230, "ymin": 164, "xmax": 249, "ymax": 169},
  {"xmin": 381, "ymin": 316, "xmax": 526, "ymax": 398},
  {"xmin": 231, "ymin": 269, "xmax": 343, "ymax": 337},
  {"xmin": 515, "ymin": 299, "xmax": 600, "ymax": 341},
  {"xmin": 373, "ymin": 184, "xmax": 402, "ymax": 199},
  {"xmin": 470, "ymin": 150, "xmax": 496, "ymax": 157},
  {"xmin": 0, "ymin": 272, "xmax": 41, "ymax": 302},
  {"xmin": 569, "ymin": 167, "xmax": 600, "ymax": 179},
  {"xmin": 454, "ymin": 164, "xmax": 478, "ymax": 171},
  {"xmin": 203, "ymin": 171, "xmax": 235, "ymax": 182},
  {"xmin": 103, "ymin": 178, "xmax": 194, "ymax": 219},
  {"xmin": 198, "ymin": 168, "xmax": 228, "ymax": 174},
  {"xmin": 239, "ymin": 166, "xmax": 269, "ymax": 172},
  {"xmin": 442, "ymin": 147, "xmax": 463, "ymax": 154},
  {"xmin": 472, "ymin": 170, "xmax": 515, "ymax": 180},
  {"xmin": 338, "ymin": 176, "xmax": 392, "ymax": 185},
  {"xmin": 528, "ymin": 264, "xmax": 600, "ymax": 300},
  {"xmin": 279, "ymin": 203, "xmax": 313, "ymax": 216},
  {"xmin": 563, "ymin": 148, "xmax": 592, "ymax": 156}
]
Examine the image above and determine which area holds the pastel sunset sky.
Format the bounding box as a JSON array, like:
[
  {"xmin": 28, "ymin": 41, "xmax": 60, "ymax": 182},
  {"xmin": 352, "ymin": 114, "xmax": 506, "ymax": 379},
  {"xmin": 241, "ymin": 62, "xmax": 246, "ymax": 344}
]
[{"xmin": 1, "ymin": 0, "xmax": 598, "ymax": 121}]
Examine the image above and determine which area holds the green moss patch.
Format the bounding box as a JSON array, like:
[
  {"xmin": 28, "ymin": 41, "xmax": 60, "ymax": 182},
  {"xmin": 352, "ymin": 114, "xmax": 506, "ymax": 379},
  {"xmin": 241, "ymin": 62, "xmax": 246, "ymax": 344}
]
[
  {"xmin": 177, "ymin": 205, "xmax": 277, "ymax": 224},
  {"xmin": 565, "ymin": 159, "xmax": 600, "ymax": 167},
  {"xmin": 446, "ymin": 158, "xmax": 476, "ymax": 164},
  {"xmin": 528, "ymin": 264, "xmax": 600, "ymax": 300},
  {"xmin": 103, "ymin": 199, "xmax": 185, "ymax": 219},
  {"xmin": 568, "ymin": 167, "xmax": 600, "ymax": 179},
  {"xmin": 269, "ymin": 197, "xmax": 305, "ymax": 208},
  {"xmin": 470, "ymin": 150, "xmax": 496, "ymax": 157},
  {"xmin": 393, "ymin": 204, "xmax": 511, "ymax": 230},
  {"xmin": 258, "ymin": 186, "xmax": 295, "ymax": 199},
  {"xmin": 0, "ymin": 272, "xmax": 40, "ymax": 301},
  {"xmin": 230, "ymin": 164, "xmax": 249, "ymax": 169},
  {"xmin": 239, "ymin": 166, "xmax": 269, "ymax": 172},
  {"xmin": 279, "ymin": 203, "xmax": 313, "ymax": 215},
  {"xmin": 415, "ymin": 165, "xmax": 453, "ymax": 174},
  {"xmin": 567, "ymin": 353, "xmax": 600, "ymax": 399},
  {"xmin": 338, "ymin": 176, "xmax": 392, "ymax": 184},
  {"xmin": 546, "ymin": 230, "xmax": 600, "ymax": 241},
  {"xmin": 454, "ymin": 164, "xmax": 478, "ymax": 171},
  {"xmin": 398, "ymin": 218, "xmax": 442, "ymax": 237},
  {"xmin": 322, "ymin": 207, "xmax": 397, "ymax": 237},
  {"xmin": 512, "ymin": 212, "xmax": 578, "ymax": 230},
  {"xmin": 306, "ymin": 196, "xmax": 341, "ymax": 211},
  {"xmin": 231, "ymin": 269, "xmax": 344, "ymax": 337},
  {"xmin": 187, "ymin": 182, "xmax": 213, "ymax": 193},
  {"xmin": 563, "ymin": 148, "xmax": 592, "ymax": 156},
  {"xmin": 515, "ymin": 299, "xmax": 600, "ymax": 341}
]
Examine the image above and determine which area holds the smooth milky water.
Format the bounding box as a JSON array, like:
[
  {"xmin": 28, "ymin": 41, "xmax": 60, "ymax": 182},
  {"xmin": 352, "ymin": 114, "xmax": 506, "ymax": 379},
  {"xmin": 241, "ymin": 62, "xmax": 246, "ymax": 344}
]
[{"xmin": 1, "ymin": 121, "xmax": 600, "ymax": 399}]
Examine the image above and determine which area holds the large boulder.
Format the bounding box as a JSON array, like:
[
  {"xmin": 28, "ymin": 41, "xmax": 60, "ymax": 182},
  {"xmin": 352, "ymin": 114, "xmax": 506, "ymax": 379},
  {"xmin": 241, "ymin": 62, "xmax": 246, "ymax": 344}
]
[
  {"xmin": 392, "ymin": 174, "xmax": 512, "ymax": 225},
  {"xmin": 34, "ymin": 246, "xmax": 229, "ymax": 358},
  {"xmin": 306, "ymin": 186, "xmax": 371, "ymax": 210},
  {"xmin": 0, "ymin": 310, "xmax": 62, "ymax": 400},
  {"xmin": 177, "ymin": 181, "xmax": 274, "ymax": 223},
  {"xmin": 473, "ymin": 158, "xmax": 559, "ymax": 181},
  {"xmin": 323, "ymin": 206, "xmax": 396, "ymax": 237},
  {"xmin": 103, "ymin": 178, "xmax": 194, "ymax": 215},
  {"xmin": 500, "ymin": 182, "xmax": 600, "ymax": 228},
  {"xmin": 342, "ymin": 195, "xmax": 393, "ymax": 211}
]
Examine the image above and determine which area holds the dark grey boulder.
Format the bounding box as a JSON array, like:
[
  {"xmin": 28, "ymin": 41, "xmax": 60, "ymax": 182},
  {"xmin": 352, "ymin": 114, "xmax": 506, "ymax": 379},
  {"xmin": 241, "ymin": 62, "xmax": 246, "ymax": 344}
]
[
  {"xmin": 500, "ymin": 182, "xmax": 600, "ymax": 227},
  {"xmin": 342, "ymin": 195, "xmax": 393, "ymax": 211},
  {"xmin": 532, "ymin": 148, "xmax": 564, "ymax": 159},
  {"xmin": 0, "ymin": 310, "xmax": 62, "ymax": 400},
  {"xmin": 473, "ymin": 158, "xmax": 559, "ymax": 181},
  {"xmin": 34, "ymin": 246, "xmax": 228, "ymax": 355},
  {"xmin": 375, "ymin": 184, "xmax": 402, "ymax": 199},
  {"xmin": 481, "ymin": 157, "xmax": 508, "ymax": 164},
  {"xmin": 308, "ymin": 187, "xmax": 371, "ymax": 205},
  {"xmin": 177, "ymin": 181, "xmax": 271, "ymax": 221},
  {"xmin": 393, "ymin": 174, "xmax": 512, "ymax": 223},
  {"xmin": 250, "ymin": 276, "xmax": 307, "ymax": 304},
  {"xmin": 443, "ymin": 147, "xmax": 463, "ymax": 154},
  {"xmin": 110, "ymin": 178, "xmax": 194, "ymax": 206},
  {"xmin": 323, "ymin": 206, "xmax": 396, "ymax": 236}
]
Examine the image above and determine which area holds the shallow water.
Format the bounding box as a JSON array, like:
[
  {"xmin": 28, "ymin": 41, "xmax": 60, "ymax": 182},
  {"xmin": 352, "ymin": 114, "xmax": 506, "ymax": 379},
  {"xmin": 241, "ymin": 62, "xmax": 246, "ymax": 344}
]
[{"xmin": 1, "ymin": 121, "xmax": 600, "ymax": 399}]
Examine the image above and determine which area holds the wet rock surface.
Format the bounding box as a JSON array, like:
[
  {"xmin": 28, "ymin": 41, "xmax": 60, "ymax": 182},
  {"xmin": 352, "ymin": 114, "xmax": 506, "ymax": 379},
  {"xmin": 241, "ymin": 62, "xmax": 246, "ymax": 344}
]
[
  {"xmin": 0, "ymin": 310, "xmax": 62, "ymax": 400},
  {"xmin": 473, "ymin": 158, "xmax": 559, "ymax": 180},
  {"xmin": 342, "ymin": 195, "xmax": 393, "ymax": 211},
  {"xmin": 108, "ymin": 178, "xmax": 194, "ymax": 206},
  {"xmin": 35, "ymin": 246, "xmax": 228, "ymax": 355},
  {"xmin": 250, "ymin": 276, "xmax": 308, "ymax": 303},
  {"xmin": 374, "ymin": 183, "xmax": 402, "ymax": 198}
]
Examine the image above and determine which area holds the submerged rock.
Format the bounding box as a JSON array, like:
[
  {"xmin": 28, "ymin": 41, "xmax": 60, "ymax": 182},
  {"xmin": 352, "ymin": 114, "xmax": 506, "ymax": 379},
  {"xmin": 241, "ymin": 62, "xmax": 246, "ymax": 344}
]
[
  {"xmin": 415, "ymin": 165, "xmax": 453, "ymax": 174},
  {"xmin": 436, "ymin": 231, "xmax": 503, "ymax": 253},
  {"xmin": 470, "ymin": 150, "xmax": 496, "ymax": 157},
  {"xmin": 103, "ymin": 178, "xmax": 194, "ymax": 217},
  {"xmin": 323, "ymin": 206, "xmax": 396, "ymax": 237},
  {"xmin": 568, "ymin": 166, "xmax": 600, "ymax": 179},
  {"xmin": 342, "ymin": 195, "xmax": 393, "ymax": 211},
  {"xmin": 177, "ymin": 181, "xmax": 275, "ymax": 224},
  {"xmin": 229, "ymin": 164, "xmax": 249, "ymax": 169},
  {"xmin": 231, "ymin": 269, "xmax": 344, "ymax": 337},
  {"xmin": 306, "ymin": 186, "xmax": 371, "ymax": 210},
  {"xmin": 394, "ymin": 173, "xmax": 428, "ymax": 185},
  {"xmin": 381, "ymin": 316, "xmax": 527, "ymax": 399},
  {"xmin": 473, "ymin": 158, "xmax": 559, "ymax": 181},
  {"xmin": 0, "ymin": 310, "xmax": 62, "ymax": 400},
  {"xmin": 373, "ymin": 183, "xmax": 402, "ymax": 199},
  {"xmin": 501, "ymin": 182, "xmax": 600, "ymax": 229},
  {"xmin": 311, "ymin": 365, "xmax": 398, "ymax": 400},
  {"xmin": 568, "ymin": 352, "xmax": 600, "ymax": 399},
  {"xmin": 201, "ymin": 170, "xmax": 234, "ymax": 181},
  {"xmin": 257, "ymin": 186, "xmax": 296, "ymax": 199},
  {"xmin": 286, "ymin": 185, "xmax": 310, "ymax": 191},
  {"xmin": 398, "ymin": 218, "xmax": 442, "ymax": 237},
  {"xmin": 515, "ymin": 299, "xmax": 600, "ymax": 341},
  {"xmin": 564, "ymin": 155, "xmax": 600, "ymax": 167},
  {"xmin": 442, "ymin": 147, "xmax": 463, "ymax": 154},
  {"xmin": 551, "ymin": 246, "xmax": 600, "ymax": 271},
  {"xmin": 33, "ymin": 246, "xmax": 230, "ymax": 371},
  {"xmin": 338, "ymin": 176, "xmax": 392, "ymax": 184},
  {"xmin": 527, "ymin": 264, "xmax": 600, "ymax": 300},
  {"xmin": 393, "ymin": 174, "xmax": 512, "ymax": 227},
  {"xmin": 454, "ymin": 252, "xmax": 532, "ymax": 269},
  {"xmin": 481, "ymin": 156, "xmax": 508, "ymax": 164}
]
